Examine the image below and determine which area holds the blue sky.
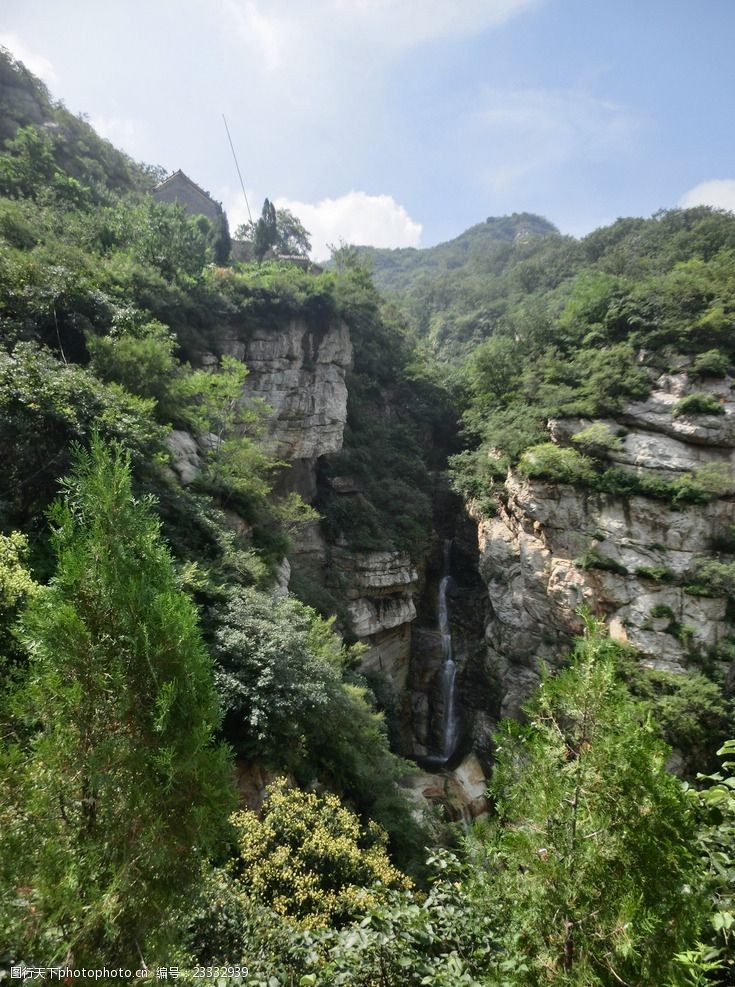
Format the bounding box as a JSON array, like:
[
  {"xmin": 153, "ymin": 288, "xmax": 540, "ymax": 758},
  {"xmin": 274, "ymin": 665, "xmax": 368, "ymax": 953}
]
[{"xmin": 3, "ymin": 0, "xmax": 735, "ymax": 258}]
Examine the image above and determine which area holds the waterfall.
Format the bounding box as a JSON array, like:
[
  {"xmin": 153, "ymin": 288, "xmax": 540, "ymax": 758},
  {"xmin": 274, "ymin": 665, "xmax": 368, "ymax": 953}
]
[{"xmin": 437, "ymin": 539, "xmax": 459, "ymax": 763}]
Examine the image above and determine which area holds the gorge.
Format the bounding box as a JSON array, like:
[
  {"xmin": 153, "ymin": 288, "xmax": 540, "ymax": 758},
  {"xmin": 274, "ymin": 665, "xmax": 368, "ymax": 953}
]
[
  {"xmin": 3, "ymin": 45, "xmax": 735, "ymax": 979},
  {"xmin": 160, "ymin": 245, "xmax": 735, "ymax": 819}
]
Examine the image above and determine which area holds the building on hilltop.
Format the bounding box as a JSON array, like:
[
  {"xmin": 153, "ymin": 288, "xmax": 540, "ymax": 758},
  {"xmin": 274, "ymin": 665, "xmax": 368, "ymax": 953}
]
[
  {"xmin": 152, "ymin": 169, "xmax": 231, "ymax": 263},
  {"xmin": 151, "ymin": 169, "xmax": 223, "ymax": 223},
  {"xmin": 151, "ymin": 170, "xmax": 320, "ymax": 270}
]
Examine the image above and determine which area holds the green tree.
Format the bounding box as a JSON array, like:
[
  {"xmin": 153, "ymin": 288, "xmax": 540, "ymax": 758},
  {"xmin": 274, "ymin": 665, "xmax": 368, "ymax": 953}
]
[
  {"xmin": 273, "ymin": 207, "xmax": 311, "ymax": 257},
  {"xmin": 132, "ymin": 200, "xmax": 214, "ymax": 280},
  {"xmin": 209, "ymin": 208, "xmax": 232, "ymax": 264},
  {"xmin": 174, "ymin": 355, "xmax": 274, "ymax": 501},
  {"xmin": 473, "ymin": 615, "xmax": 706, "ymax": 985},
  {"xmin": 213, "ymin": 587, "xmax": 346, "ymax": 761},
  {"xmin": 0, "ymin": 342, "xmax": 167, "ymax": 527},
  {"xmin": 685, "ymin": 739, "xmax": 735, "ymax": 982},
  {"xmin": 0, "ymin": 532, "xmax": 37, "ymax": 664},
  {"xmin": 1, "ymin": 437, "xmax": 234, "ymax": 965},
  {"xmin": 0, "ymin": 125, "xmax": 56, "ymax": 199},
  {"xmin": 236, "ymin": 205, "xmax": 311, "ymax": 258},
  {"xmin": 466, "ymin": 334, "xmax": 522, "ymax": 411},
  {"xmin": 86, "ymin": 317, "xmax": 180, "ymax": 416},
  {"xmin": 253, "ymin": 197, "xmax": 278, "ymax": 261}
]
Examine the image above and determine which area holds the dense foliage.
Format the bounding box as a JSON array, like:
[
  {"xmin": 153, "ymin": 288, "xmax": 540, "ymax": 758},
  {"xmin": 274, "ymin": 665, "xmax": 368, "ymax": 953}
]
[
  {"xmin": 317, "ymin": 245, "xmax": 456, "ymax": 563},
  {"xmin": 0, "ymin": 50, "xmax": 432, "ymax": 973},
  {"xmin": 230, "ymin": 779, "xmax": 410, "ymax": 928},
  {"xmin": 1, "ymin": 439, "xmax": 234, "ymax": 965},
  {"xmin": 184, "ymin": 622, "xmax": 721, "ymax": 987},
  {"xmin": 476, "ymin": 617, "xmax": 706, "ymax": 984},
  {"xmin": 365, "ymin": 204, "xmax": 735, "ymax": 513}
]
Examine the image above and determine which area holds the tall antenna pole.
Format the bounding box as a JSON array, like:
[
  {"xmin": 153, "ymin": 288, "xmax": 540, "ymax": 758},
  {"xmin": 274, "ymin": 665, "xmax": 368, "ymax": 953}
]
[{"xmin": 222, "ymin": 113, "xmax": 253, "ymax": 224}]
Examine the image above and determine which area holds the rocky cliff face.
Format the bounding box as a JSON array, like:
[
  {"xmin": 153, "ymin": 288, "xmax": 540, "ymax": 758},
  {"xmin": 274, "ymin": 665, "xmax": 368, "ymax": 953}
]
[
  {"xmin": 475, "ymin": 372, "xmax": 735, "ymax": 719},
  {"xmin": 330, "ymin": 547, "xmax": 419, "ymax": 688},
  {"xmin": 214, "ymin": 317, "xmax": 353, "ymax": 496},
  {"xmin": 195, "ymin": 315, "xmax": 424, "ymax": 677},
  {"xmin": 290, "ymin": 521, "xmax": 421, "ymax": 686},
  {"xmin": 169, "ymin": 316, "xmax": 353, "ymax": 492}
]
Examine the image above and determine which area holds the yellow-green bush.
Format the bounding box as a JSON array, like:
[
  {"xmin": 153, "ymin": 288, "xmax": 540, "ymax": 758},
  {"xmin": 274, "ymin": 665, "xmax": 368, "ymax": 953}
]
[{"xmin": 231, "ymin": 778, "xmax": 411, "ymax": 928}]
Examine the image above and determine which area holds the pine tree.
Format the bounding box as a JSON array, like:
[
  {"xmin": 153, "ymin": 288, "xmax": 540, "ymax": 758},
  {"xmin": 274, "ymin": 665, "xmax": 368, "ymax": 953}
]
[
  {"xmin": 471, "ymin": 615, "xmax": 707, "ymax": 985},
  {"xmin": 2, "ymin": 437, "xmax": 234, "ymax": 966},
  {"xmin": 253, "ymin": 197, "xmax": 278, "ymax": 261}
]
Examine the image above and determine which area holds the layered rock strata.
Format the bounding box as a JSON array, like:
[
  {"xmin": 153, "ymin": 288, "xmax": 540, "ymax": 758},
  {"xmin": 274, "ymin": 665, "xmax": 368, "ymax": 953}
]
[
  {"xmin": 329, "ymin": 547, "xmax": 419, "ymax": 689},
  {"xmin": 209, "ymin": 314, "xmax": 421, "ymax": 671},
  {"xmin": 478, "ymin": 372, "xmax": 735, "ymax": 718},
  {"xmin": 216, "ymin": 318, "xmax": 353, "ymax": 463}
]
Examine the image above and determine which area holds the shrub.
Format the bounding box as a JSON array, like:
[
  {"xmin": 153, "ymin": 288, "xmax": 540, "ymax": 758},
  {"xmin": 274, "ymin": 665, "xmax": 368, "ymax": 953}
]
[
  {"xmin": 636, "ymin": 565, "xmax": 678, "ymax": 583},
  {"xmin": 0, "ymin": 341, "xmax": 167, "ymax": 527},
  {"xmin": 448, "ymin": 448, "xmax": 503, "ymax": 520},
  {"xmin": 212, "ymin": 586, "xmax": 346, "ymax": 761},
  {"xmin": 230, "ymin": 779, "xmax": 410, "ymax": 928},
  {"xmin": 620, "ymin": 661, "xmax": 730, "ymax": 772},
  {"xmin": 670, "ymin": 621, "xmax": 696, "ymax": 645},
  {"xmin": 575, "ymin": 549, "xmax": 628, "ymax": 575},
  {"xmin": 0, "ymin": 532, "xmax": 38, "ymax": 665},
  {"xmin": 673, "ymin": 392, "xmax": 724, "ymax": 417},
  {"xmin": 518, "ymin": 442, "xmax": 597, "ymax": 484},
  {"xmin": 0, "ymin": 198, "xmax": 38, "ymax": 249},
  {"xmin": 686, "ymin": 560, "xmax": 735, "ymax": 600},
  {"xmin": 86, "ymin": 317, "xmax": 181, "ymax": 417},
  {"xmin": 692, "ymin": 348, "xmax": 730, "ymax": 378},
  {"xmin": 184, "ymin": 852, "xmax": 497, "ymax": 984},
  {"xmin": 571, "ymin": 421, "xmax": 623, "ymax": 456},
  {"xmin": 690, "ymin": 463, "xmax": 735, "ymax": 497}
]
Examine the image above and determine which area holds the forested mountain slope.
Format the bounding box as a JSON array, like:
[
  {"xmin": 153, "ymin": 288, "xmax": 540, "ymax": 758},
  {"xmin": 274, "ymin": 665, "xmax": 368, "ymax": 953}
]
[
  {"xmin": 362, "ymin": 207, "xmax": 735, "ymax": 365},
  {"xmin": 363, "ymin": 202, "xmax": 735, "ymax": 769}
]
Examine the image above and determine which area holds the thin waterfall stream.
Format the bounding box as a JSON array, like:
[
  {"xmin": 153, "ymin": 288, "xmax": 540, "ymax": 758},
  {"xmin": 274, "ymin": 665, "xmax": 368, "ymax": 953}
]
[{"xmin": 437, "ymin": 538, "xmax": 459, "ymax": 763}]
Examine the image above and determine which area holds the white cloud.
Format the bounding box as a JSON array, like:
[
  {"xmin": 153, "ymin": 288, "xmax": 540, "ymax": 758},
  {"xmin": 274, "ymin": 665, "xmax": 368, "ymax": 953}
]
[
  {"xmin": 679, "ymin": 179, "xmax": 735, "ymax": 213},
  {"xmin": 223, "ymin": 0, "xmax": 543, "ymax": 63},
  {"xmin": 214, "ymin": 1, "xmax": 551, "ymax": 204},
  {"xmin": 0, "ymin": 32, "xmax": 57, "ymax": 85},
  {"xmin": 468, "ymin": 88, "xmax": 636, "ymax": 192},
  {"xmin": 317, "ymin": 0, "xmax": 542, "ymax": 50},
  {"xmin": 221, "ymin": 185, "xmax": 260, "ymax": 233},
  {"xmin": 233, "ymin": 0, "xmax": 282, "ymax": 70},
  {"xmin": 219, "ymin": 0, "xmax": 544, "ymax": 121},
  {"xmin": 274, "ymin": 191, "xmax": 422, "ymax": 260}
]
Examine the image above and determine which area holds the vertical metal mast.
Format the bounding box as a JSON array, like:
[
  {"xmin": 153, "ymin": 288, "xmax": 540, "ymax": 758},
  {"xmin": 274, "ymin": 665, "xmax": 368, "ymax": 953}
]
[{"xmin": 222, "ymin": 113, "xmax": 253, "ymax": 224}]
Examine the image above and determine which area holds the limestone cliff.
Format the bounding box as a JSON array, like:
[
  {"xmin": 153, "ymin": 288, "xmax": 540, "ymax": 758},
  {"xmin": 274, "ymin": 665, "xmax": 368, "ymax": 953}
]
[
  {"xmin": 214, "ymin": 317, "xmax": 353, "ymax": 485},
  {"xmin": 330, "ymin": 547, "xmax": 418, "ymax": 688},
  {"xmin": 169, "ymin": 316, "xmax": 353, "ymax": 491},
  {"xmin": 178, "ymin": 314, "xmax": 423, "ymax": 677},
  {"xmin": 475, "ymin": 372, "xmax": 735, "ymax": 719},
  {"xmin": 290, "ymin": 521, "xmax": 421, "ymax": 686}
]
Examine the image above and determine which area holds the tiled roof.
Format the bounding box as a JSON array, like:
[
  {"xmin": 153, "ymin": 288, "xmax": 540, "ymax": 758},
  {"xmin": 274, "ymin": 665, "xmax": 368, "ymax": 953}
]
[{"xmin": 153, "ymin": 169, "xmax": 219, "ymax": 207}]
